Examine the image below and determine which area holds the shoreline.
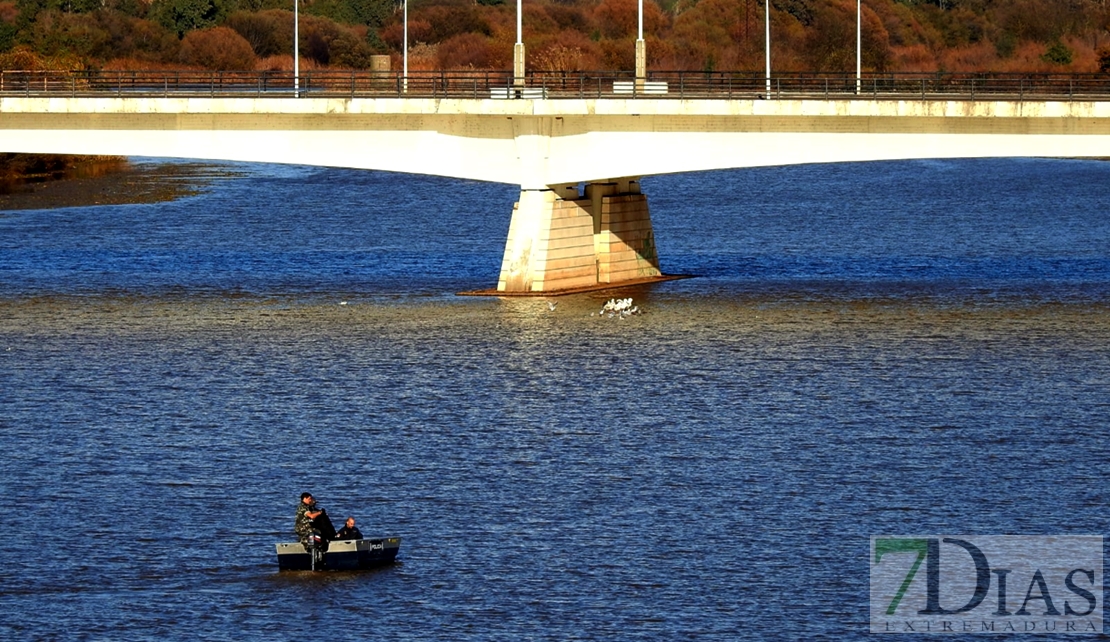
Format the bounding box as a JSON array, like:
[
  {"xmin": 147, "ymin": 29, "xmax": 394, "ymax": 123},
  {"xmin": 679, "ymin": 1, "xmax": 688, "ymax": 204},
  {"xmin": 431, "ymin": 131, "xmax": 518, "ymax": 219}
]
[{"xmin": 0, "ymin": 159, "xmax": 234, "ymax": 211}]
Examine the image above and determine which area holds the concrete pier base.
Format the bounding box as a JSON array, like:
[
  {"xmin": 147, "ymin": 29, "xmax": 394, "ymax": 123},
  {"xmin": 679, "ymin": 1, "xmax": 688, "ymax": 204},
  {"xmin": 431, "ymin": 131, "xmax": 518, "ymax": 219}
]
[{"xmin": 491, "ymin": 179, "xmax": 665, "ymax": 294}]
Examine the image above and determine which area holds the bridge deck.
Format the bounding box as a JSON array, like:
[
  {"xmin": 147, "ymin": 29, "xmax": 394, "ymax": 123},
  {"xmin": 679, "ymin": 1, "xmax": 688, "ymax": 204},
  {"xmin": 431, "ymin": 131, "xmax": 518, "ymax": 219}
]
[{"xmin": 5, "ymin": 71, "xmax": 1110, "ymax": 294}]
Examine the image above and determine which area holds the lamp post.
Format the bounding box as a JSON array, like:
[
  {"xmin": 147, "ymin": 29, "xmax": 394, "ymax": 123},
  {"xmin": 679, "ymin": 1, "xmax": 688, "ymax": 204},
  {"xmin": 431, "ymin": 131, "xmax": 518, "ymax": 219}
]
[
  {"xmin": 635, "ymin": 0, "xmax": 645, "ymax": 89},
  {"xmin": 856, "ymin": 0, "xmax": 861, "ymax": 94},
  {"xmin": 764, "ymin": 0, "xmax": 770, "ymax": 96},
  {"xmin": 513, "ymin": 0, "xmax": 524, "ymax": 88},
  {"xmin": 403, "ymin": 0, "xmax": 408, "ymax": 92},
  {"xmin": 293, "ymin": 0, "xmax": 299, "ymax": 96}
]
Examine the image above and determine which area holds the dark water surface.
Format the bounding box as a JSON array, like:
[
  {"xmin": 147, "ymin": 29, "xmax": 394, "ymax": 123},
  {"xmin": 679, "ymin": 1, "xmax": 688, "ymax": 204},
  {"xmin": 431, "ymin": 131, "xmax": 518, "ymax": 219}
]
[{"xmin": 1, "ymin": 158, "xmax": 1109, "ymax": 640}]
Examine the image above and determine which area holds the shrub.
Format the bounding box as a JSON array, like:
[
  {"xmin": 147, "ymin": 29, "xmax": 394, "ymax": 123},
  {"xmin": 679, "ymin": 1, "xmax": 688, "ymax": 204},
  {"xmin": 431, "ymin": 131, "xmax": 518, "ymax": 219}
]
[
  {"xmin": 531, "ymin": 29, "xmax": 602, "ymax": 71},
  {"xmin": 226, "ymin": 9, "xmax": 291, "ymax": 58},
  {"xmin": 1099, "ymin": 47, "xmax": 1110, "ymax": 73},
  {"xmin": 306, "ymin": 0, "xmax": 393, "ymax": 28},
  {"xmin": 83, "ymin": 12, "xmax": 179, "ymax": 64},
  {"xmin": 180, "ymin": 25, "xmax": 257, "ymax": 69},
  {"xmin": 151, "ymin": 0, "xmax": 231, "ymax": 38},
  {"xmin": 329, "ymin": 29, "xmax": 374, "ymax": 68},
  {"xmin": 412, "ymin": 4, "xmax": 491, "ymax": 43},
  {"xmin": 0, "ymin": 43, "xmax": 84, "ymax": 70},
  {"xmin": 30, "ymin": 10, "xmax": 112, "ymax": 60},
  {"xmin": 0, "ymin": 45, "xmax": 43, "ymax": 69},
  {"xmin": 593, "ymin": 0, "xmax": 666, "ymax": 40},
  {"xmin": 300, "ymin": 14, "xmax": 344, "ymax": 65},
  {"xmin": 1041, "ymin": 40, "xmax": 1073, "ymax": 66},
  {"xmin": 435, "ymin": 32, "xmax": 508, "ymax": 69}
]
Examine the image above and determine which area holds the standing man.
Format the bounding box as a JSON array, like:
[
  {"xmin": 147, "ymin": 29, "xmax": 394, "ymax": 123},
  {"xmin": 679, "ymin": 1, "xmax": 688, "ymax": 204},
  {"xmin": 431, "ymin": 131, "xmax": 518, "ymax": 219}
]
[{"xmin": 295, "ymin": 492, "xmax": 329, "ymax": 548}]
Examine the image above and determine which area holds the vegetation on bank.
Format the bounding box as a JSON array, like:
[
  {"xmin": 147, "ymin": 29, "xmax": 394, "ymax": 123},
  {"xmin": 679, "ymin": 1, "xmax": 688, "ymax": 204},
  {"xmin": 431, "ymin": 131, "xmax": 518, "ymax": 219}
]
[
  {"xmin": 0, "ymin": 0, "xmax": 1108, "ymax": 74},
  {"xmin": 0, "ymin": 153, "xmax": 127, "ymax": 184}
]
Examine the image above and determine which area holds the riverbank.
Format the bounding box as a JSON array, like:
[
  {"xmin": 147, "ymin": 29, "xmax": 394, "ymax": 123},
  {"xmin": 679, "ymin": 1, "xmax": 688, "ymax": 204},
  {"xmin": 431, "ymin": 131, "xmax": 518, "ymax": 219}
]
[{"xmin": 0, "ymin": 158, "xmax": 233, "ymax": 211}]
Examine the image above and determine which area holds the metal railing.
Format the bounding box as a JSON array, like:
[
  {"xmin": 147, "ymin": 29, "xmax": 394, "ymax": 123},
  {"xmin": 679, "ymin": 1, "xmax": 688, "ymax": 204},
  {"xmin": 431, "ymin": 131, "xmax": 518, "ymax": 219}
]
[{"xmin": 3, "ymin": 69, "xmax": 1110, "ymax": 101}]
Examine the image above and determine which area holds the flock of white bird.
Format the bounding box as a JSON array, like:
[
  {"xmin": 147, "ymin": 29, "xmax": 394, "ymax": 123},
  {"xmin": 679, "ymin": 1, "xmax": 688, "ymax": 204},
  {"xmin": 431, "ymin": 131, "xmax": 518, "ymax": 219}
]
[{"xmin": 596, "ymin": 297, "xmax": 640, "ymax": 318}]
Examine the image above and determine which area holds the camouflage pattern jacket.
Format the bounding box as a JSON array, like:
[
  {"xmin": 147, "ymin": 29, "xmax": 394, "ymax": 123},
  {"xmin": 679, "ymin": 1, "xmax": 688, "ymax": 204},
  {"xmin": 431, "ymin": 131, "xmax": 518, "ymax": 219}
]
[{"xmin": 295, "ymin": 500, "xmax": 318, "ymax": 537}]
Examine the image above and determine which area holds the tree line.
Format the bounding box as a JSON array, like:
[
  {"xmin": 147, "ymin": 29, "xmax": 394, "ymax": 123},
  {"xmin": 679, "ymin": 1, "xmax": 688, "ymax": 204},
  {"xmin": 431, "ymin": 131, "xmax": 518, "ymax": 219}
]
[{"xmin": 1, "ymin": 0, "xmax": 1109, "ymax": 73}]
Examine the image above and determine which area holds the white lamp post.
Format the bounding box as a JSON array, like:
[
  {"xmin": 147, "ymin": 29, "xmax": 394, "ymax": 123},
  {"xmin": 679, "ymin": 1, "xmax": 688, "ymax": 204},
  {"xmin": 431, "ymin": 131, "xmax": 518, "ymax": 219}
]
[
  {"xmin": 635, "ymin": 0, "xmax": 645, "ymax": 87},
  {"xmin": 513, "ymin": 0, "xmax": 524, "ymax": 87},
  {"xmin": 294, "ymin": 0, "xmax": 299, "ymax": 96},
  {"xmin": 764, "ymin": 0, "xmax": 770, "ymax": 96},
  {"xmin": 403, "ymin": 0, "xmax": 408, "ymax": 93},
  {"xmin": 856, "ymin": 0, "xmax": 861, "ymax": 94}
]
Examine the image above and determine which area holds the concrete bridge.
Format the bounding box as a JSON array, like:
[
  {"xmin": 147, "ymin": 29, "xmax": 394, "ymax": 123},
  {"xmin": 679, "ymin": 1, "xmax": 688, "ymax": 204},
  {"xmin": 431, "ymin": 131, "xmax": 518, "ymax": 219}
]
[{"xmin": 4, "ymin": 76, "xmax": 1110, "ymax": 293}]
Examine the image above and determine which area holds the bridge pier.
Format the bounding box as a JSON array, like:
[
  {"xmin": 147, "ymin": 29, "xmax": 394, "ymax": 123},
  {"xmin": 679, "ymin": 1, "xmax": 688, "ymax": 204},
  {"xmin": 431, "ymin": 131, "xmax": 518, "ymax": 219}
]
[{"xmin": 495, "ymin": 178, "xmax": 663, "ymax": 294}]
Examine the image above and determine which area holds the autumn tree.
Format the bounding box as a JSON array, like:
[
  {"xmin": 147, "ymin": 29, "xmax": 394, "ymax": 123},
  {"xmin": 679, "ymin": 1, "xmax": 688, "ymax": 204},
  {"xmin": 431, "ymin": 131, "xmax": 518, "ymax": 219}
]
[
  {"xmin": 92, "ymin": 11, "xmax": 180, "ymax": 63},
  {"xmin": 299, "ymin": 13, "xmax": 342, "ymax": 64},
  {"xmin": 6, "ymin": 0, "xmax": 1110, "ymax": 73},
  {"xmin": 151, "ymin": 0, "xmax": 230, "ymax": 38},
  {"xmin": 0, "ymin": 0, "xmax": 17, "ymax": 51},
  {"xmin": 435, "ymin": 31, "xmax": 508, "ymax": 68},
  {"xmin": 226, "ymin": 8, "xmax": 292, "ymax": 57},
  {"xmin": 380, "ymin": 17, "xmax": 433, "ymax": 50},
  {"xmin": 415, "ymin": 3, "xmax": 494, "ymax": 43},
  {"xmin": 0, "ymin": 42, "xmax": 82, "ymax": 67},
  {"xmin": 306, "ymin": 0, "xmax": 393, "ymax": 30},
  {"xmin": 594, "ymin": 0, "xmax": 667, "ymax": 39},
  {"xmin": 531, "ymin": 29, "xmax": 602, "ymax": 71},
  {"xmin": 799, "ymin": 0, "xmax": 891, "ymax": 71},
  {"xmin": 327, "ymin": 28, "xmax": 375, "ymax": 66},
  {"xmin": 28, "ymin": 10, "xmax": 112, "ymax": 59},
  {"xmin": 0, "ymin": 43, "xmax": 47, "ymax": 67},
  {"xmin": 179, "ymin": 24, "xmax": 256, "ymax": 68},
  {"xmin": 669, "ymin": 0, "xmax": 754, "ymax": 69}
]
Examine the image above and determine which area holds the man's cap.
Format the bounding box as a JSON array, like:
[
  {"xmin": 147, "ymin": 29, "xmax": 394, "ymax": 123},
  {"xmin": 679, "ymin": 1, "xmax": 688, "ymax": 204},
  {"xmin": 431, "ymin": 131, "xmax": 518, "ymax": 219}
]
[{"xmin": 301, "ymin": 492, "xmax": 313, "ymax": 500}]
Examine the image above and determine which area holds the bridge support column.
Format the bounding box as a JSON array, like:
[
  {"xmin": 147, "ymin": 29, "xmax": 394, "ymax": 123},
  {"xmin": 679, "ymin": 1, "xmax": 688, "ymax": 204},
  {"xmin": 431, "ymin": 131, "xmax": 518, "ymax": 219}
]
[{"xmin": 496, "ymin": 179, "xmax": 662, "ymax": 294}]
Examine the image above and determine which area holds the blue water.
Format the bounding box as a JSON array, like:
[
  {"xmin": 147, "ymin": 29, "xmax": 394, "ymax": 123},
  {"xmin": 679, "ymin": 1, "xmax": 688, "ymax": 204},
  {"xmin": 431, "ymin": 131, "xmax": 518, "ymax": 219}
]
[{"xmin": 1, "ymin": 158, "xmax": 1108, "ymax": 640}]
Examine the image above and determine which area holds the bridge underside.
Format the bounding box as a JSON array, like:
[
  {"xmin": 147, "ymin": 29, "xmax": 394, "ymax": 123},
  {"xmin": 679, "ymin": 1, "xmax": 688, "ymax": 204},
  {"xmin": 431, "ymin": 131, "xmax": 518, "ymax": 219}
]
[{"xmin": 4, "ymin": 97, "xmax": 1110, "ymax": 293}]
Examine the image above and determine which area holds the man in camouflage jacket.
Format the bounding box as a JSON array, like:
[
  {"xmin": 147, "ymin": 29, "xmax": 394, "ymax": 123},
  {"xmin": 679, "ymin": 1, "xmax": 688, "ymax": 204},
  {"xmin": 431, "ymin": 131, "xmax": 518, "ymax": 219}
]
[{"xmin": 295, "ymin": 492, "xmax": 323, "ymax": 547}]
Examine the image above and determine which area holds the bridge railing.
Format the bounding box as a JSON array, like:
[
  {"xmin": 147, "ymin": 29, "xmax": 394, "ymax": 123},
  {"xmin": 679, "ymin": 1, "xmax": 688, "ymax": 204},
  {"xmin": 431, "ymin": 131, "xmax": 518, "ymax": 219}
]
[{"xmin": 3, "ymin": 69, "xmax": 1110, "ymax": 100}]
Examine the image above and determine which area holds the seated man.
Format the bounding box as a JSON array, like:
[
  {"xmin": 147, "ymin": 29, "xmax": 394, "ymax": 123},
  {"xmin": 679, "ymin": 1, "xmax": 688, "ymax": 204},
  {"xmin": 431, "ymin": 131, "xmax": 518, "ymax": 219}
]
[
  {"xmin": 335, "ymin": 517, "xmax": 363, "ymax": 541},
  {"xmin": 295, "ymin": 492, "xmax": 337, "ymax": 549}
]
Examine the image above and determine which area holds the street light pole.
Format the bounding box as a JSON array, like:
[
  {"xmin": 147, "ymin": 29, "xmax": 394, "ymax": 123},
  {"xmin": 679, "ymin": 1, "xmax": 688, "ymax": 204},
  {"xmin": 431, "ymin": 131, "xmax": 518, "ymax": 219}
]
[
  {"xmin": 513, "ymin": 0, "xmax": 524, "ymax": 87},
  {"xmin": 856, "ymin": 0, "xmax": 861, "ymax": 94},
  {"xmin": 293, "ymin": 0, "xmax": 299, "ymax": 96},
  {"xmin": 403, "ymin": 0, "xmax": 408, "ymax": 93},
  {"xmin": 635, "ymin": 0, "xmax": 645, "ymax": 88},
  {"xmin": 764, "ymin": 0, "xmax": 770, "ymax": 96}
]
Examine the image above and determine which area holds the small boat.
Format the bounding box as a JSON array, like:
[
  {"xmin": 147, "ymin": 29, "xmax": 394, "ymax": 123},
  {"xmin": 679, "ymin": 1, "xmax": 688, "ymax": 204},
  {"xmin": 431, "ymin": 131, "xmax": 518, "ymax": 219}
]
[{"xmin": 275, "ymin": 537, "xmax": 402, "ymax": 571}]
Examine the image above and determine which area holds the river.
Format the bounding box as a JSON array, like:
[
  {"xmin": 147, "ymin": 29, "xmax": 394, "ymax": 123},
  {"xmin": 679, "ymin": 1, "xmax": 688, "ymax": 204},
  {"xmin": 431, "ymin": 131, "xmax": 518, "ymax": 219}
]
[{"xmin": 1, "ymin": 157, "xmax": 1108, "ymax": 640}]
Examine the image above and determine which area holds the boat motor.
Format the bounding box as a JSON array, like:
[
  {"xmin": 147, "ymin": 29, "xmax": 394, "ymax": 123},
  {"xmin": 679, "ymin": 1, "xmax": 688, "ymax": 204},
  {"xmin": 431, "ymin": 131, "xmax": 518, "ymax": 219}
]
[{"xmin": 306, "ymin": 532, "xmax": 325, "ymax": 570}]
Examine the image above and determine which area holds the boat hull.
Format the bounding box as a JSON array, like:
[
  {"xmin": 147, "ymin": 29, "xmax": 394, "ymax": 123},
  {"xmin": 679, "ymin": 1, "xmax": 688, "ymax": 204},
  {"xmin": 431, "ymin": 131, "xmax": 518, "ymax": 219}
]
[{"xmin": 275, "ymin": 537, "xmax": 401, "ymax": 571}]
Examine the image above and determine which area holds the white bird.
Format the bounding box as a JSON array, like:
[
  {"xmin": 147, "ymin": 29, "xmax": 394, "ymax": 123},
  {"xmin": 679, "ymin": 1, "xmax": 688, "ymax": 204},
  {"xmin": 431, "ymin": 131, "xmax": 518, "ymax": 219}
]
[
  {"xmin": 548, "ymin": 301, "xmax": 557, "ymax": 311},
  {"xmin": 599, "ymin": 297, "xmax": 641, "ymax": 317}
]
